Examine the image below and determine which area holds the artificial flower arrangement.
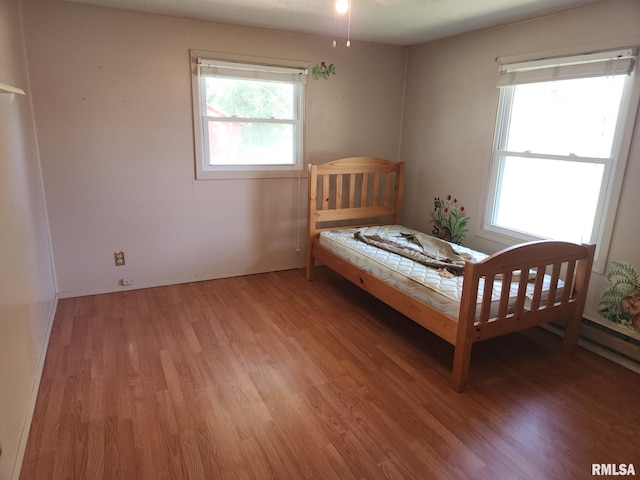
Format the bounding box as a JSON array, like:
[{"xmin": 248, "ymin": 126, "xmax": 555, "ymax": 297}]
[{"xmin": 430, "ymin": 195, "xmax": 469, "ymax": 245}]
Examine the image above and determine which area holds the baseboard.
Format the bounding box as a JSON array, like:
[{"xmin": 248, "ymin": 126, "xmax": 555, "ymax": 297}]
[
  {"xmin": 542, "ymin": 320, "xmax": 640, "ymax": 375},
  {"xmin": 56, "ymin": 264, "xmax": 304, "ymax": 299},
  {"xmin": 11, "ymin": 294, "xmax": 59, "ymax": 480}
]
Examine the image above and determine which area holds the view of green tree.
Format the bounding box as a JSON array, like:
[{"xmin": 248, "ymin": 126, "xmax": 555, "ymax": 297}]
[
  {"xmin": 204, "ymin": 76, "xmax": 296, "ymax": 154},
  {"xmin": 205, "ymin": 77, "xmax": 293, "ymax": 119}
]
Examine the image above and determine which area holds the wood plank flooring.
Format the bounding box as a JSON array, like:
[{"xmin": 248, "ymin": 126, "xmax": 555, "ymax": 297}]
[{"xmin": 20, "ymin": 267, "xmax": 640, "ymax": 479}]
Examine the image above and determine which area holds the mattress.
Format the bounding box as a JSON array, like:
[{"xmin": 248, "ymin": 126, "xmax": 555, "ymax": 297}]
[{"xmin": 318, "ymin": 225, "xmax": 560, "ymax": 321}]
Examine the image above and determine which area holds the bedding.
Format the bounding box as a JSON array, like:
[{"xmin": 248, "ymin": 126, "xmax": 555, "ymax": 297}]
[{"xmin": 352, "ymin": 229, "xmax": 470, "ymax": 273}]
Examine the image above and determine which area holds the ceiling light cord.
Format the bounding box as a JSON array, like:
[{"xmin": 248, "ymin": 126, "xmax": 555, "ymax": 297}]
[
  {"xmin": 346, "ymin": 1, "xmax": 351, "ymax": 47},
  {"xmin": 332, "ymin": 0, "xmax": 351, "ymax": 48},
  {"xmin": 332, "ymin": 3, "xmax": 337, "ymax": 48}
]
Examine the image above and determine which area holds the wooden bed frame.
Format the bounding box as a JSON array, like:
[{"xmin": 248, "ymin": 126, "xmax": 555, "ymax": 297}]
[{"xmin": 306, "ymin": 157, "xmax": 596, "ymax": 392}]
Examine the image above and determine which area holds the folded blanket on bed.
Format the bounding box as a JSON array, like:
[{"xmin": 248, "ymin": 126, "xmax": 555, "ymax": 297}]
[{"xmin": 354, "ymin": 230, "xmax": 471, "ymax": 275}]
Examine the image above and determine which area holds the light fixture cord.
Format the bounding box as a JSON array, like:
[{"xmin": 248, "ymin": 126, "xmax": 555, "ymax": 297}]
[
  {"xmin": 347, "ymin": 0, "xmax": 351, "ymax": 47},
  {"xmin": 333, "ymin": 4, "xmax": 337, "ymax": 47}
]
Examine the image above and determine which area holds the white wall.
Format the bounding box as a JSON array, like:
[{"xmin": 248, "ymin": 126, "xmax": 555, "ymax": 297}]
[
  {"xmin": 400, "ymin": 0, "xmax": 640, "ymax": 324},
  {"xmin": 0, "ymin": 0, "xmax": 57, "ymax": 478},
  {"xmin": 21, "ymin": 0, "xmax": 407, "ymax": 297}
]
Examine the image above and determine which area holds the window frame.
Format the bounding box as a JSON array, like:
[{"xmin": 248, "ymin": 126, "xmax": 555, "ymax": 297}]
[
  {"xmin": 480, "ymin": 47, "xmax": 640, "ymax": 273},
  {"xmin": 190, "ymin": 50, "xmax": 308, "ymax": 180}
]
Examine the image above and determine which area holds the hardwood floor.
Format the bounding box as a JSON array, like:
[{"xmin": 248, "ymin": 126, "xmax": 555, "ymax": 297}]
[{"xmin": 20, "ymin": 267, "xmax": 640, "ymax": 479}]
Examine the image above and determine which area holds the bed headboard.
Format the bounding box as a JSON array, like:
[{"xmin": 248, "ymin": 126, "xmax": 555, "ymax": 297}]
[{"xmin": 307, "ymin": 157, "xmax": 405, "ymax": 241}]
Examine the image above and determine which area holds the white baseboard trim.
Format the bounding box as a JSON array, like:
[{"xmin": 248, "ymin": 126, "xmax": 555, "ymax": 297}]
[
  {"xmin": 56, "ymin": 264, "xmax": 303, "ymax": 299},
  {"xmin": 11, "ymin": 294, "xmax": 59, "ymax": 480},
  {"xmin": 542, "ymin": 322, "xmax": 640, "ymax": 375},
  {"xmin": 577, "ymin": 338, "xmax": 640, "ymax": 374}
]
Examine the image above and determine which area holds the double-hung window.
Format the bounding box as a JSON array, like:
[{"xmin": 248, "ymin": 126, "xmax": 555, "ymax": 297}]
[
  {"xmin": 483, "ymin": 47, "xmax": 639, "ymax": 272},
  {"xmin": 191, "ymin": 53, "xmax": 307, "ymax": 179}
]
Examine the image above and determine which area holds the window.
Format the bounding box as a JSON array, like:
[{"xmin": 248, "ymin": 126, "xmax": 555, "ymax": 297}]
[
  {"xmin": 483, "ymin": 48, "xmax": 639, "ymax": 272},
  {"xmin": 191, "ymin": 53, "xmax": 307, "ymax": 179}
]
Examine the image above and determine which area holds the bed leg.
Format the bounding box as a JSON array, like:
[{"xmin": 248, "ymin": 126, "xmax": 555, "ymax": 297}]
[
  {"xmin": 306, "ymin": 263, "xmax": 315, "ymax": 281},
  {"xmin": 562, "ymin": 315, "xmax": 583, "ymax": 354},
  {"xmin": 306, "ymin": 253, "xmax": 315, "ymax": 281},
  {"xmin": 306, "ymin": 235, "xmax": 317, "ymax": 281},
  {"xmin": 452, "ymin": 343, "xmax": 472, "ymax": 392}
]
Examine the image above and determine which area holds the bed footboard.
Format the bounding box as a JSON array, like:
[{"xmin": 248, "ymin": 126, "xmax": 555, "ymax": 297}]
[{"xmin": 451, "ymin": 241, "xmax": 595, "ymax": 391}]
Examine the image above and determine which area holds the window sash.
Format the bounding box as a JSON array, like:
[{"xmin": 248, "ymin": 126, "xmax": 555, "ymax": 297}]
[
  {"xmin": 197, "ymin": 58, "xmax": 308, "ymax": 84},
  {"xmin": 483, "ymin": 47, "xmax": 640, "ymax": 272},
  {"xmin": 199, "ymin": 75, "xmax": 299, "ymax": 122},
  {"xmin": 488, "ymin": 80, "xmax": 617, "ymax": 243},
  {"xmin": 487, "ymin": 155, "xmax": 609, "ymax": 243},
  {"xmin": 198, "ymin": 76, "xmax": 303, "ymax": 169},
  {"xmin": 204, "ymin": 116, "xmax": 298, "ymax": 125},
  {"xmin": 202, "ymin": 118, "xmax": 298, "ymax": 167},
  {"xmin": 497, "ymin": 48, "xmax": 636, "ymax": 86},
  {"xmin": 495, "ymin": 150, "xmax": 612, "ymax": 166}
]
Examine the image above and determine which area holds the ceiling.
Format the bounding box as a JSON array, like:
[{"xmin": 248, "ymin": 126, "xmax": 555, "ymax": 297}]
[{"xmin": 66, "ymin": 0, "xmax": 610, "ymax": 46}]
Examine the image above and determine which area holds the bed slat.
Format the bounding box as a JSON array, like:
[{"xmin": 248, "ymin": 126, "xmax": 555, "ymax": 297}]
[
  {"xmin": 547, "ymin": 263, "xmax": 561, "ymax": 307},
  {"xmin": 335, "ymin": 174, "xmax": 344, "ymax": 208},
  {"xmin": 322, "ymin": 175, "xmax": 330, "ymax": 210},
  {"xmin": 372, "ymin": 172, "xmax": 381, "ymax": 205},
  {"xmin": 513, "ymin": 268, "xmax": 530, "ymax": 314},
  {"xmin": 385, "ymin": 173, "xmax": 392, "ymax": 207},
  {"xmin": 497, "ymin": 271, "xmax": 512, "ymax": 319},
  {"xmin": 360, "ymin": 173, "xmax": 369, "ymax": 207},
  {"xmin": 562, "ymin": 259, "xmax": 576, "ymax": 303},
  {"xmin": 479, "ymin": 275, "xmax": 495, "ymax": 323},
  {"xmin": 528, "ymin": 265, "xmax": 545, "ymax": 312},
  {"xmin": 349, "ymin": 174, "xmax": 356, "ymax": 208}
]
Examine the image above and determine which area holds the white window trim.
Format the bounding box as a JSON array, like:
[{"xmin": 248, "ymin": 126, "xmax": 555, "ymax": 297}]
[
  {"xmin": 478, "ymin": 46, "xmax": 640, "ymax": 273},
  {"xmin": 190, "ymin": 50, "xmax": 309, "ymax": 180}
]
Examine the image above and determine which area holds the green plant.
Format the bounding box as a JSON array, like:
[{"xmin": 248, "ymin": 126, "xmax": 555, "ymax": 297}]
[
  {"xmin": 597, "ymin": 261, "xmax": 640, "ymax": 325},
  {"xmin": 430, "ymin": 195, "xmax": 469, "ymax": 245}
]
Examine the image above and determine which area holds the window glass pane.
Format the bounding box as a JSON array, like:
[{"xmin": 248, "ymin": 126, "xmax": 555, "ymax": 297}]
[
  {"xmin": 204, "ymin": 77, "xmax": 294, "ymax": 120},
  {"xmin": 494, "ymin": 156, "xmax": 604, "ymax": 243},
  {"xmin": 206, "ymin": 120, "xmax": 294, "ymax": 166},
  {"xmin": 505, "ymin": 76, "xmax": 625, "ymax": 158}
]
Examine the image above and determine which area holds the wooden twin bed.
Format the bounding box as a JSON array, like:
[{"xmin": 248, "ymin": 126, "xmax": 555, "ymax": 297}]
[{"xmin": 306, "ymin": 157, "xmax": 595, "ymax": 392}]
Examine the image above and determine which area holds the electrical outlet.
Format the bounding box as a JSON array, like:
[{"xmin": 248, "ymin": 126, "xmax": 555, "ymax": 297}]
[
  {"xmin": 120, "ymin": 278, "xmax": 132, "ymax": 286},
  {"xmin": 114, "ymin": 251, "xmax": 125, "ymax": 266}
]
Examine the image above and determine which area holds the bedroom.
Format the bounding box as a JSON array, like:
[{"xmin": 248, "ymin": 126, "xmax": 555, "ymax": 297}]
[{"xmin": 1, "ymin": 0, "xmax": 639, "ymax": 478}]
